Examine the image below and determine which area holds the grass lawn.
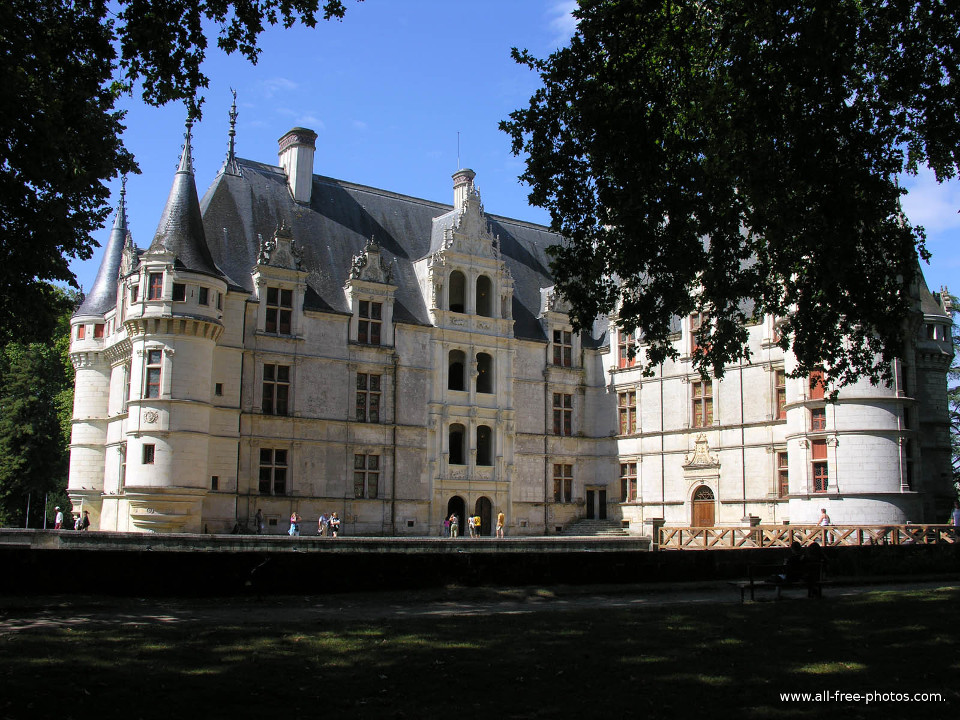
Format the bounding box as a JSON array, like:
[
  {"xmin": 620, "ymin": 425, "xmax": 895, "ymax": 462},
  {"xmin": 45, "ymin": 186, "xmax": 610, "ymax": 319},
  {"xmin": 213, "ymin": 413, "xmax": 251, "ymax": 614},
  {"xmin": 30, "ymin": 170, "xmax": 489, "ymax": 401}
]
[{"xmin": 1, "ymin": 585, "xmax": 957, "ymax": 719}]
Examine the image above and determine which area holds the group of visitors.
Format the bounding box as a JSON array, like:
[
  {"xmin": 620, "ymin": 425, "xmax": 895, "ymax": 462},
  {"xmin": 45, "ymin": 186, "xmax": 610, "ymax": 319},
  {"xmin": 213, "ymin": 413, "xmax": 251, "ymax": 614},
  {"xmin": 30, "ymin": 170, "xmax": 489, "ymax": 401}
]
[
  {"xmin": 250, "ymin": 509, "xmax": 342, "ymax": 537},
  {"xmin": 316, "ymin": 512, "xmax": 342, "ymax": 537},
  {"xmin": 443, "ymin": 511, "xmax": 506, "ymax": 538},
  {"xmin": 52, "ymin": 506, "xmax": 90, "ymax": 531}
]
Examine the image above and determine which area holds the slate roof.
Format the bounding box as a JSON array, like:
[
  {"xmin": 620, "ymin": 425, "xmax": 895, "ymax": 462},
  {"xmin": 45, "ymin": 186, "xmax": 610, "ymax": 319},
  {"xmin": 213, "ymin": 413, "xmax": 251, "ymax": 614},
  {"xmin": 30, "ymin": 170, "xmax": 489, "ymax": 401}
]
[
  {"xmin": 149, "ymin": 135, "xmax": 224, "ymax": 279},
  {"xmin": 199, "ymin": 159, "xmax": 565, "ymax": 342},
  {"xmin": 76, "ymin": 198, "xmax": 128, "ymax": 317}
]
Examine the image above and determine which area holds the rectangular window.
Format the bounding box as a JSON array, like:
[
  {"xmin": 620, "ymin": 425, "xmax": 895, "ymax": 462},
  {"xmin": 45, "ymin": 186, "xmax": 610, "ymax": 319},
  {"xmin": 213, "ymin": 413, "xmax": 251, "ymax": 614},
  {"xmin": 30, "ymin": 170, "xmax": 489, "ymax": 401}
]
[
  {"xmin": 620, "ymin": 462, "xmax": 637, "ymax": 502},
  {"xmin": 775, "ymin": 369, "xmax": 786, "ymax": 419},
  {"xmin": 198, "ymin": 287, "xmax": 209, "ymax": 306},
  {"xmin": 130, "ymin": 285, "xmax": 139, "ymax": 303},
  {"xmin": 354, "ymin": 453, "xmax": 380, "ymax": 499},
  {"xmin": 144, "ymin": 349, "xmax": 162, "ymax": 398},
  {"xmin": 76, "ymin": 325, "xmax": 86, "ymax": 340},
  {"xmin": 93, "ymin": 324, "xmax": 104, "ymax": 339},
  {"xmin": 690, "ymin": 312, "xmax": 710, "ymax": 354},
  {"xmin": 214, "ymin": 383, "xmax": 223, "ymax": 397},
  {"xmin": 553, "ymin": 463, "xmax": 573, "ymax": 503},
  {"xmin": 265, "ymin": 287, "xmax": 293, "ymax": 334},
  {"xmin": 211, "ymin": 475, "xmax": 219, "ymax": 491},
  {"xmin": 809, "ymin": 370, "xmax": 825, "ymax": 400},
  {"xmin": 618, "ymin": 330, "xmax": 636, "ymax": 368},
  {"xmin": 358, "ymin": 300, "xmax": 382, "ymax": 345},
  {"xmin": 553, "ymin": 393, "xmax": 573, "ymax": 436},
  {"xmin": 172, "ymin": 283, "xmax": 186, "ymax": 301},
  {"xmin": 261, "ymin": 364, "xmax": 290, "ymax": 416},
  {"xmin": 618, "ymin": 391, "xmax": 637, "ymax": 435},
  {"xmin": 123, "ymin": 362, "xmax": 131, "ymax": 412},
  {"xmin": 148, "ymin": 273, "xmax": 163, "ymax": 300},
  {"xmin": 142, "ymin": 444, "xmax": 155, "ymax": 464},
  {"xmin": 258, "ymin": 448, "xmax": 287, "ymax": 495},
  {"xmin": 356, "ymin": 373, "xmax": 381, "ymax": 423},
  {"xmin": 217, "ymin": 292, "xmax": 223, "ymax": 311},
  {"xmin": 812, "ymin": 439, "xmax": 828, "ymax": 492},
  {"xmin": 777, "ymin": 451, "xmax": 789, "ymax": 497},
  {"xmin": 810, "ymin": 407, "xmax": 826, "ymax": 431},
  {"xmin": 553, "ymin": 329, "xmax": 573, "ymax": 367},
  {"xmin": 692, "ymin": 379, "xmax": 713, "ymax": 427}
]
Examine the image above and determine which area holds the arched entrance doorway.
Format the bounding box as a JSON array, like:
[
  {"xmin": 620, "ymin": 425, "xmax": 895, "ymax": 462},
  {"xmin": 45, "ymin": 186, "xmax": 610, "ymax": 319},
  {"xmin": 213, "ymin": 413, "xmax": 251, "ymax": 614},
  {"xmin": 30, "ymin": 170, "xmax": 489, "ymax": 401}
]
[
  {"xmin": 447, "ymin": 496, "xmax": 465, "ymax": 536},
  {"xmin": 475, "ymin": 496, "xmax": 492, "ymax": 536},
  {"xmin": 691, "ymin": 485, "xmax": 715, "ymax": 527}
]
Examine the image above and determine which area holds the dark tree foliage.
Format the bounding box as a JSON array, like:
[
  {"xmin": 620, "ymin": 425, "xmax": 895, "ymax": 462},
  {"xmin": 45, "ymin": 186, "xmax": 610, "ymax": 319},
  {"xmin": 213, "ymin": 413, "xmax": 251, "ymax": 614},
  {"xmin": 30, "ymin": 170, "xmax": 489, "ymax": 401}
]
[
  {"xmin": 0, "ymin": 0, "xmax": 136, "ymax": 344},
  {"xmin": 0, "ymin": 287, "xmax": 75, "ymax": 528},
  {"xmin": 502, "ymin": 0, "xmax": 960, "ymax": 387},
  {"xmin": 0, "ymin": 0, "xmax": 353, "ymax": 343}
]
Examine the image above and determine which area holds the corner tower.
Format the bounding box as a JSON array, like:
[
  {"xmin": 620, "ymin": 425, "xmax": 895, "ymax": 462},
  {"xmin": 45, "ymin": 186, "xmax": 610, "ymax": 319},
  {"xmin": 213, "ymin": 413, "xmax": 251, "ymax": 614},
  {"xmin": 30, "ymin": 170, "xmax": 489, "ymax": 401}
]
[{"xmin": 119, "ymin": 123, "xmax": 229, "ymax": 532}]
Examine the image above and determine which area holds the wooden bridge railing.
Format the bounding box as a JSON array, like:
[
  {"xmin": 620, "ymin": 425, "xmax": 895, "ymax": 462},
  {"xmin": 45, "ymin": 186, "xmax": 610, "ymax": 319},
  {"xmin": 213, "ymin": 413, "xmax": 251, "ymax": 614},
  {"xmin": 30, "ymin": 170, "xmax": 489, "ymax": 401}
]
[{"xmin": 657, "ymin": 524, "xmax": 960, "ymax": 550}]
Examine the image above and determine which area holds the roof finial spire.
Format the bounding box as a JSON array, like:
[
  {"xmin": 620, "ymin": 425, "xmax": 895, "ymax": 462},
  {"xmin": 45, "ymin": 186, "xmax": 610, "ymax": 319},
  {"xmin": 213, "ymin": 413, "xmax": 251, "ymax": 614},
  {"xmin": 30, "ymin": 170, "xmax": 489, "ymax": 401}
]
[
  {"xmin": 114, "ymin": 175, "xmax": 129, "ymax": 234},
  {"xmin": 178, "ymin": 120, "xmax": 194, "ymax": 175},
  {"xmin": 222, "ymin": 89, "xmax": 242, "ymax": 176}
]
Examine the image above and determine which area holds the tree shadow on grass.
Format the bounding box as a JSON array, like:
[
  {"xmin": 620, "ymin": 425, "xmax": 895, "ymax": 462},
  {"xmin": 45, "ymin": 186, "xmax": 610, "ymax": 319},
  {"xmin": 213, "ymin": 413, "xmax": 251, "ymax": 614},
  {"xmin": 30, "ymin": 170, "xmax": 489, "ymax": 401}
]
[{"xmin": 1, "ymin": 588, "xmax": 957, "ymax": 719}]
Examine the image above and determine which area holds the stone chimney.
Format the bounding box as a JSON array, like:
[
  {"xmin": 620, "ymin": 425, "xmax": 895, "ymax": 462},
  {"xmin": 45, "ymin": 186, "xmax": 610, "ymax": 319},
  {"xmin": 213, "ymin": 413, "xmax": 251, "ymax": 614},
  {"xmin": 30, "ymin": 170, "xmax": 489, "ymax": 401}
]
[
  {"xmin": 278, "ymin": 128, "xmax": 318, "ymax": 204},
  {"xmin": 452, "ymin": 168, "xmax": 476, "ymax": 212}
]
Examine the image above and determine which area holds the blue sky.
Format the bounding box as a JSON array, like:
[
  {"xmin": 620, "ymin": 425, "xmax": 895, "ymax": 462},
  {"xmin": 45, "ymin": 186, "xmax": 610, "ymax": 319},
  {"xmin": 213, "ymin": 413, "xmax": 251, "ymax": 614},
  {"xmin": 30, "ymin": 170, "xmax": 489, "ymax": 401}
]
[{"xmin": 71, "ymin": 0, "xmax": 959, "ymax": 302}]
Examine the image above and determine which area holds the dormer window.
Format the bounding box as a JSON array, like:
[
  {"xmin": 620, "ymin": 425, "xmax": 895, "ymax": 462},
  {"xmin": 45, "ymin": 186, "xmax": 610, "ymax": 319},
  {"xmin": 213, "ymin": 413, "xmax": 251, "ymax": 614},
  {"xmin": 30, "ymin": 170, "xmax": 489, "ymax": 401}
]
[
  {"xmin": 690, "ymin": 312, "xmax": 710, "ymax": 354},
  {"xmin": 357, "ymin": 301, "xmax": 382, "ymax": 345},
  {"xmin": 198, "ymin": 287, "xmax": 209, "ymax": 306},
  {"xmin": 172, "ymin": 283, "xmax": 186, "ymax": 301},
  {"xmin": 76, "ymin": 325, "xmax": 86, "ymax": 340},
  {"xmin": 265, "ymin": 287, "xmax": 292, "ymax": 334},
  {"xmin": 618, "ymin": 330, "xmax": 636, "ymax": 368},
  {"xmin": 553, "ymin": 330, "xmax": 573, "ymax": 367}
]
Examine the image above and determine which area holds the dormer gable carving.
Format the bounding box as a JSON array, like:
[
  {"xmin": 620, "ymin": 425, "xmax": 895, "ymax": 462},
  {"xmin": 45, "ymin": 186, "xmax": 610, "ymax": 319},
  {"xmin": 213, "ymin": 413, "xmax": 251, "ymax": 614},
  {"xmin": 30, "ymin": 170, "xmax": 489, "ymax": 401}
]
[
  {"xmin": 349, "ymin": 237, "xmax": 394, "ymax": 284},
  {"xmin": 540, "ymin": 285, "xmax": 572, "ymax": 317},
  {"xmin": 256, "ymin": 221, "xmax": 304, "ymax": 272}
]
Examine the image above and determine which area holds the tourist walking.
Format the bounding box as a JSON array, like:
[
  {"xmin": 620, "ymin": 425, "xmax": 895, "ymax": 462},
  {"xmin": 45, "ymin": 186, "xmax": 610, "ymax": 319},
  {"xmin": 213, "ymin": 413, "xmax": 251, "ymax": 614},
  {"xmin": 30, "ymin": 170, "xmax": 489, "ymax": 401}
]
[
  {"xmin": 450, "ymin": 514, "xmax": 459, "ymax": 538},
  {"xmin": 496, "ymin": 511, "xmax": 505, "ymax": 538},
  {"xmin": 78, "ymin": 511, "xmax": 90, "ymax": 531},
  {"xmin": 54, "ymin": 506, "xmax": 63, "ymax": 530},
  {"xmin": 288, "ymin": 511, "xmax": 301, "ymax": 536},
  {"xmin": 255, "ymin": 508, "xmax": 263, "ymax": 534},
  {"xmin": 818, "ymin": 508, "xmax": 831, "ymax": 526},
  {"xmin": 330, "ymin": 512, "xmax": 341, "ymax": 537}
]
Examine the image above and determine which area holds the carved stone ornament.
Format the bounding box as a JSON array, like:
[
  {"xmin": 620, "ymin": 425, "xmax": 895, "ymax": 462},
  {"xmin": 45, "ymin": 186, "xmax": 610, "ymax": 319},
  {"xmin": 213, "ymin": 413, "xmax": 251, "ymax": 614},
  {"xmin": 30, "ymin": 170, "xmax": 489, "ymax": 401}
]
[
  {"xmin": 683, "ymin": 434, "xmax": 720, "ymax": 469},
  {"xmin": 349, "ymin": 236, "xmax": 393, "ymax": 284},
  {"xmin": 143, "ymin": 410, "xmax": 159, "ymax": 424},
  {"xmin": 257, "ymin": 221, "xmax": 304, "ymax": 271}
]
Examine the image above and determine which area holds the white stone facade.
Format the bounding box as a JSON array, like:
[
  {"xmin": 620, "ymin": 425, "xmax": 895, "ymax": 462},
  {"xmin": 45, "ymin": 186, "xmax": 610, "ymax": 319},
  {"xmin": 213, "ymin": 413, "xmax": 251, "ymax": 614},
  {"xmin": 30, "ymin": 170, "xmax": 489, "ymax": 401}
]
[{"xmin": 67, "ymin": 126, "xmax": 955, "ymax": 535}]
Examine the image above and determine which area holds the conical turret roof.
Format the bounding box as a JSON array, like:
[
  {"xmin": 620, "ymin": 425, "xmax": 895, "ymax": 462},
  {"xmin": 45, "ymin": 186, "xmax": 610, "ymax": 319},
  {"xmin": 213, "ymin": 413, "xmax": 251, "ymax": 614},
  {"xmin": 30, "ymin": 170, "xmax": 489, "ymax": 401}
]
[
  {"xmin": 147, "ymin": 123, "xmax": 223, "ymax": 277},
  {"xmin": 75, "ymin": 181, "xmax": 130, "ymax": 316}
]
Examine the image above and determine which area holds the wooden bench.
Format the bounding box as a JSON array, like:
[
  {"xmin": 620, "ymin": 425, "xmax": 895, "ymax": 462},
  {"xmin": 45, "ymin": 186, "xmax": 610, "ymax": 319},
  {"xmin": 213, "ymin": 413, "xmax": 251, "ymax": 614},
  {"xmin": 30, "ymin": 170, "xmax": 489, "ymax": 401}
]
[{"xmin": 729, "ymin": 561, "xmax": 827, "ymax": 603}]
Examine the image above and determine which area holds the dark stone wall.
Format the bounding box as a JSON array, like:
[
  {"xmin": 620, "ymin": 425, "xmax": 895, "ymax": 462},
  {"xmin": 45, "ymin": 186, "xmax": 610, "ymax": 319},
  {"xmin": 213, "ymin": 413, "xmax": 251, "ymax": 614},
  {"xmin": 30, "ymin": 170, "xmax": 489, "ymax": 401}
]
[{"xmin": 3, "ymin": 534, "xmax": 958, "ymax": 597}]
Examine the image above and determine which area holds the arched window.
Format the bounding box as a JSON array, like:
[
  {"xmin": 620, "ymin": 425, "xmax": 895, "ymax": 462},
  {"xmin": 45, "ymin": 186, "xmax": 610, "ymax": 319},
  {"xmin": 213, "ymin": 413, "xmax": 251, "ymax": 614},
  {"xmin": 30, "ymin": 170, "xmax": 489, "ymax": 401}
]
[
  {"xmin": 449, "ymin": 271, "xmax": 466, "ymax": 313},
  {"xmin": 449, "ymin": 423, "xmax": 466, "ymax": 465},
  {"xmin": 448, "ymin": 350, "xmax": 466, "ymax": 391},
  {"xmin": 476, "ymin": 275, "xmax": 493, "ymax": 317},
  {"xmin": 477, "ymin": 425, "xmax": 493, "ymax": 466},
  {"xmin": 476, "ymin": 353, "xmax": 493, "ymax": 394}
]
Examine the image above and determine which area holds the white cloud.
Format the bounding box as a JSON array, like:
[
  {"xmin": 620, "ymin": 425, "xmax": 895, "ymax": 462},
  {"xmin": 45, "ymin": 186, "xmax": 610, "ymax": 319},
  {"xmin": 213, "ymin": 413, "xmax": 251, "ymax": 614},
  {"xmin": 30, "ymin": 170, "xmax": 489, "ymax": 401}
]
[
  {"xmin": 901, "ymin": 169, "xmax": 960, "ymax": 234},
  {"xmin": 547, "ymin": 1, "xmax": 578, "ymax": 47},
  {"xmin": 261, "ymin": 77, "xmax": 299, "ymax": 99}
]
